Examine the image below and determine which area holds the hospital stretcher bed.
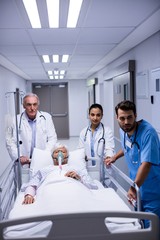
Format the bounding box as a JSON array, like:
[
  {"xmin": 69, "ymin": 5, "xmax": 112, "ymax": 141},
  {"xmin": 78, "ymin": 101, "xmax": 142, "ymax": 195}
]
[{"xmin": 0, "ymin": 148, "xmax": 159, "ymax": 240}]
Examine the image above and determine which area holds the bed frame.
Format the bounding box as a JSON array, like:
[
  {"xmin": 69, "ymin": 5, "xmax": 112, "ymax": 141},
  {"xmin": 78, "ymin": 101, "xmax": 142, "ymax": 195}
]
[
  {"xmin": 0, "ymin": 161, "xmax": 18, "ymax": 220},
  {"xmin": 86, "ymin": 157, "xmax": 141, "ymax": 211},
  {"xmin": 0, "ymin": 158, "xmax": 159, "ymax": 239},
  {"xmin": 0, "ymin": 211, "xmax": 159, "ymax": 240}
]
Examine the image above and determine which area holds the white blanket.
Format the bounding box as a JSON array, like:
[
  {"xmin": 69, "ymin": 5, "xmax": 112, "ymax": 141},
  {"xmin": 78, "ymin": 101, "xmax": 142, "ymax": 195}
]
[{"xmin": 5, "ymin": 172, "xmax": 140, "ymax": 238}]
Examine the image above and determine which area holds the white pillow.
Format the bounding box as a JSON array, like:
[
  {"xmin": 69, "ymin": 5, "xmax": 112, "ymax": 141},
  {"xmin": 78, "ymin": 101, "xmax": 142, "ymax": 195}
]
[
  {"xmin": 30, "ymin": 147, "xmax": 86, "ymax": 175},
  {"xmin": 68, "ymin": 148, "xmax": 86, "ymax": 170},
  {"xmin": 30, "ymin": 148, "xmax": 53, "ymax": 175}
]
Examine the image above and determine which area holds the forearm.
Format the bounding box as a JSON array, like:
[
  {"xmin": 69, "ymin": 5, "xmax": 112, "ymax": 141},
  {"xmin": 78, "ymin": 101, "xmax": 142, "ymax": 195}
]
[{"xmin": 134, "ymin": 162, "xmax": 151, "ymax": 187}]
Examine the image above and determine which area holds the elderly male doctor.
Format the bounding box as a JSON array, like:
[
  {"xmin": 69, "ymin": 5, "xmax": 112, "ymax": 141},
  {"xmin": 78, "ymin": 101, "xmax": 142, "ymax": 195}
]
[{"xmin": 6, "ymin": 93, "xmax": 57, "ymax": 182}]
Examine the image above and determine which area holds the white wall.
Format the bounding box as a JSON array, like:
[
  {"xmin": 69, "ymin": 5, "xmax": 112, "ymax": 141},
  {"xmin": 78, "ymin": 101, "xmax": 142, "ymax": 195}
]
[
  {"xmin": 68, "ymin": 79, "xmax": 88, "ymax": 136},
  {"xmin": 90, "ymin": 31, "xmax": 160, "ymax": 179},
  {"xmin": 0, "ymin": 66, "xmax": 26, "ymax": 174},
  {"xmin": 93, "ymin": 31, "xmax": 160, "ymax": 132}
]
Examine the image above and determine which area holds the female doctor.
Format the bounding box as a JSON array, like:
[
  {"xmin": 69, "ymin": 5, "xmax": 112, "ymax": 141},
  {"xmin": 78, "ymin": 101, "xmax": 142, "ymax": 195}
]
[
  {"xmin": 78, "ymin": 103, "xmax": 115, "ymax": 186},
  {"xmin": 6, "ymin": 93, "xmax": 57, "ymax": 181}
]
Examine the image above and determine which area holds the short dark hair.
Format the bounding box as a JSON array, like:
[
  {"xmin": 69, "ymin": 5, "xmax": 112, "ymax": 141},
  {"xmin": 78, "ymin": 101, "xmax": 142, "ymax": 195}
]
[
  {"xmin": 89, "ymin": 103, "xmax": 103, "ymax": 115},
  {"xmin": 115, "ymin": 100, "xmax": 136, "ymax": 115}
]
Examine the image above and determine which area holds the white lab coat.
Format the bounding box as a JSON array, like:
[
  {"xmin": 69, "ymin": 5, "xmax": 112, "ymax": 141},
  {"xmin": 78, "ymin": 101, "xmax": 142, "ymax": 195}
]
[
  {"xmin": 78, "ymin": 123, "xmax": 115, "ymax": 187},
  {"xmin": 6, "ymin": 111, "xmax": 57, "ymax": 161},
  {"xmin": 78, "ymin": 123, "xmax": 115, "ymax": 159}
]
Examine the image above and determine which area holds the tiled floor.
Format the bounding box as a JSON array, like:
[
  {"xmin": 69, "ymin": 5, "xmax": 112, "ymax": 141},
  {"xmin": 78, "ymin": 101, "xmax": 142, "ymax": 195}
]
[{"xmin": 57, "ymin": 137, "xmax": 79, "ymax": 151}]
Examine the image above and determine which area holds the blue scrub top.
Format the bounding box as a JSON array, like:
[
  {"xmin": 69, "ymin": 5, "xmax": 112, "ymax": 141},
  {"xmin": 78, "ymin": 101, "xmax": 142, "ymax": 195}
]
[{"xmin": 120, "ymin": 120, "xmax": 160, "ymax": 201}]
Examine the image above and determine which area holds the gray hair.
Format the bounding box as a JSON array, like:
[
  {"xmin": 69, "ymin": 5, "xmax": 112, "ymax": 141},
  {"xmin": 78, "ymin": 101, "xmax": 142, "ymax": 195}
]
[
  {"xmin": 52, "ymin": 143, "xmax": 69, "ymax": 155},
  {"xmin": 23, "ymin": 93, "xmax": 40, "ymax": 105}
]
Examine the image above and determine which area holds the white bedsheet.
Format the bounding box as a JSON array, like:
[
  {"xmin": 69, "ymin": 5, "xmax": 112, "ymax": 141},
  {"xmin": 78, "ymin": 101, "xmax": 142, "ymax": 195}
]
[
  {"xmin": 5, "ymin": 172, "xmax": 140, "ymax": 238},
  {"xmin": 9, "ymin": 171, "xmax": 131, "ymax": 219}
]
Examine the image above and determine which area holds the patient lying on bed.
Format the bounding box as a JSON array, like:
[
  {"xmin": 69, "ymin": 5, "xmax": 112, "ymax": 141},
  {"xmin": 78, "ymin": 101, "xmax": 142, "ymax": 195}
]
[{"xmin": 22, "ymin": 144, "xmax": 98, "ymax": 204}]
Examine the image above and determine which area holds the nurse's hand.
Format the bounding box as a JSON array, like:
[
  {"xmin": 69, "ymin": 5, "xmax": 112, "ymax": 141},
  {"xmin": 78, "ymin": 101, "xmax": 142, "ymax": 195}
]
[
  {"xmin": 104, "ymin": 156, "xmax": 116, "ymax": 166},
  {"xmin": 127, "ymin": 186, "xmax": 137, "ymax": 206},
  {"xmin": 22, "ymin": 194, "xmax": 35, "ymax": 205}
]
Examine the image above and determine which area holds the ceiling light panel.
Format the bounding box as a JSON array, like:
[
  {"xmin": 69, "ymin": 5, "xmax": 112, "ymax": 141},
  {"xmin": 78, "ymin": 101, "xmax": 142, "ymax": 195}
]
[
  {"xmin": 67, "ymin": 0, "xmax": 83, "ymax": 28},
  {"xmin": 42, "ymin": 55, "xmax": 50, "ymax": 63},
  {"xmin": 53, "ymin": 55, "xmax": 59, "ymax": 63},
  {"xmin": 48, "ymin": 70, "xmax": 52, "ymax": 75},
  {"xmin": 46, "ymin": 0, "xmax": 59, "ymax": 28},
  {"xmin": 62, "ymin": 55, "xmax": 69, "ymax": 63},
  {"xmin": 22, "ymin": 0, "xmax": 41, "ymax": 28}
]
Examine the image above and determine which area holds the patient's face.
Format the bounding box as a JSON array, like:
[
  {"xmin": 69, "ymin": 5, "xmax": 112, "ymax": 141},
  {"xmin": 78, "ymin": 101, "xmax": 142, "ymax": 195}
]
[{"xmin": 53, "ymin": 147, "xmax": 68, "ymax": 165}]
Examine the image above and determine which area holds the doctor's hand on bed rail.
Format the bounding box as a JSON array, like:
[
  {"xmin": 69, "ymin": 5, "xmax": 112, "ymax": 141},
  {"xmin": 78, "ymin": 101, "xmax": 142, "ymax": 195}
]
[{"xmin": 20, "ymin": 156, "xmax": 31, "ymax": 165}]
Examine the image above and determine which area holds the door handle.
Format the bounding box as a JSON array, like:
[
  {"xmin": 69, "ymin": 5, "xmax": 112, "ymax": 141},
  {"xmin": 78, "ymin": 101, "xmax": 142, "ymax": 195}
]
[{"xmin": 51, "ymin": 112, "xmax": 68, "ymax": 117}]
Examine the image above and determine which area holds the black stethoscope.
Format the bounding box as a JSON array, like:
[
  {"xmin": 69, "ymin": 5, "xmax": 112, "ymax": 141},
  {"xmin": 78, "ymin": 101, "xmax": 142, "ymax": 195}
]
[
  {"xmin": 124, "ymin": 123, "xmax": 140, "ymax": 150},
  {"xmin": 124, "ymin": 123, "xmax": 140, "ymax": 163},
  {"xmin": 18, "ymin": 111, "xmax": 46, "ymax": 144},
  {"xmin": 84, "ymin": 122, "xmax": 106, "ymax": 145}
]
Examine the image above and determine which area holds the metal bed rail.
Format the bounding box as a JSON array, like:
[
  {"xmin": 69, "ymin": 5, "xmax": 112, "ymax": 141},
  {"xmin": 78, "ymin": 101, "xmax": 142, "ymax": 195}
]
[
  {"xmin": 87, "ymin": 157, "xmax": 141, "ymax": 211},
  {"xmin": 0, "ymin": 161, "xmax": 18, "ymax": 220},
  {"xmin": 0, "ymin": 211, "xmax": 159, "ymax": 240},
  {"xmin": 105, "ymin": 163, "xmax": 141, "ymax": 211}
]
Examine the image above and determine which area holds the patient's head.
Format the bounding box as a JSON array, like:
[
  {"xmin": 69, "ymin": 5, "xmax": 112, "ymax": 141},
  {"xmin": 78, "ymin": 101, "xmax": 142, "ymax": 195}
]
[{"xmin": 52, "ymin": 144, "xmax": 68, "ymax": 165}]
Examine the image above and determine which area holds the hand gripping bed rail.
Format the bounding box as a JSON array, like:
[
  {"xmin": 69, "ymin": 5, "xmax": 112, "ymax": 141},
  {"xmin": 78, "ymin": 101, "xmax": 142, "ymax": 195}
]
[
  {"xmin": 106, "ymin": 163, "xmax": 141, "ymax": 211},
  {"xmin": 0, "ymin": 162, "xmax": 18, "ymax": 220},
  {"xmin": 86, "ymin": 157, "xmax": 141, "ymax": 211},
  {"xmin": 0, "ymin": 211, "xmax": 159, "ymax": 240}
]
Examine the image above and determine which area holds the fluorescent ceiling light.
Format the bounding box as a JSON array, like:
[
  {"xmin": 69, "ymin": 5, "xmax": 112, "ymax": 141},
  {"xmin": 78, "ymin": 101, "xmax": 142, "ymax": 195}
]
[
  {"xmin": 48, "ymin": 70, "xmax": 52, "ymax": 75},
  {"xmin": 43, "ymin": 55, "xmax": 50, "ymax": 63},
  {"xmin": 67, "ymin": 0, "xmax": 83, "ymax": 28},
  {"xmin": 54, "ymin": 70, "xmax": 59, "ymax": 75},
  {"xmin": 62, "ymin": 55, "xmax": 69, "ymax": 63},
  {"xmin": 46, "ymin": 0, "xmax": 59, "ymax": 28},
  {"xmin": 22, "ymin": 0, "xmax": 41, "ymax": 28},
  {"xmin": 49, "ymin": 76, "xmax": 54, "ymax": 79},
  {"xmin": 55, "ymin": 76, "xmax": 59, "ymax": 79},
  {"xmin": 60, "ymin": 75, "xmax": 64, "ymax": 79},
  {"xmin": 60, "ymin": 70, "xmax": 65, "ymax": 75},
  {"xmin": 53, "ymin": 55, "xmax": 59, "ymax": 63}
]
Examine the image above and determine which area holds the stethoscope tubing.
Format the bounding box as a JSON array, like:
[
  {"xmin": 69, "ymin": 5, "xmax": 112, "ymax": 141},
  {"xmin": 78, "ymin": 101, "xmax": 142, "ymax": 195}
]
[
  {"xmin": 18, "ymin": 111, "xmax": 46, "ymax": 144},
  {"xmin": 84, "ymin": 122, "xmax": 106, "ymax": 157},
  {"xmin": 124, "ymin": 123, "xmax": 140, "ymax": 151}
]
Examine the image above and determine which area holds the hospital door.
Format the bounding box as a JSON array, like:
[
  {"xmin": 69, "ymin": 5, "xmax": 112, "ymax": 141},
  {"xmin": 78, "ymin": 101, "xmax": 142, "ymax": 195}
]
[{"xmin": 32, "ymin": 83, "xmax": 69, "ymax": 139}]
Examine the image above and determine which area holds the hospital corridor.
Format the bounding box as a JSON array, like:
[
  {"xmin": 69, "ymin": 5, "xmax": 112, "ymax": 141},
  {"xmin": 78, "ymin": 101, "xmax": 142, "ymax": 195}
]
[{"xmin": 0, "ymin": 0, "xmax": 160, "ymax": 239}]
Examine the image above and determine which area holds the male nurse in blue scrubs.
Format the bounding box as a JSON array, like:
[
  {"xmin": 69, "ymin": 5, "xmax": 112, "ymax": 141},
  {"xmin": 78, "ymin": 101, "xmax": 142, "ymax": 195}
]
[{"xmin": 105, "ymin": 100, "xmax": 160, "ymax": 229}]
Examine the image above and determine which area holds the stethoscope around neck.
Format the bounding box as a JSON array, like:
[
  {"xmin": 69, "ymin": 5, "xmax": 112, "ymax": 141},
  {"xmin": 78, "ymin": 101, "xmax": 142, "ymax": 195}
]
[
  {"xmin": 84, "ymin": 122, "xmax": 105, "ymax": 157},
  {"xmin": 18, "ymin": 111, "xmax": 46, "ymax": 144},
  {"xmin": 124, "ymin": 123, "xmax": 140, "ymax": 163}
]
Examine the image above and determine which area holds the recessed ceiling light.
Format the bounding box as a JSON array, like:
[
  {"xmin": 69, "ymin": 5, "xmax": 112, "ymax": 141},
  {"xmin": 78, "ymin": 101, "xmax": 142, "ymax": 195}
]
[
  {"xmin": 62, "ymin": 55, "xmax": 69, "ymax": 63},
  {"xmin": 67, "ymin": 0, "xmax": 83, "ymax": 28},
  {"xmin": 48, "ymin": 70, "xmax": 52, "ymax": 75},
  {"xmin": 43, "ymin": 55, "xmax": 50, "ymax": 63},
  {"xmin": 46, "ymin": 0, "xmax": 59, "ymax": 28},
  {"xmin": 22, "ymin": 0, "xmax": 41, "ymax": 28},
  {"xmin": 60, "ymin": 70, "xmax": 65, "ymax": 75},
  {"xmin": 53, "ymin": 55, "xmax": 59, "ymax": 63}
]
